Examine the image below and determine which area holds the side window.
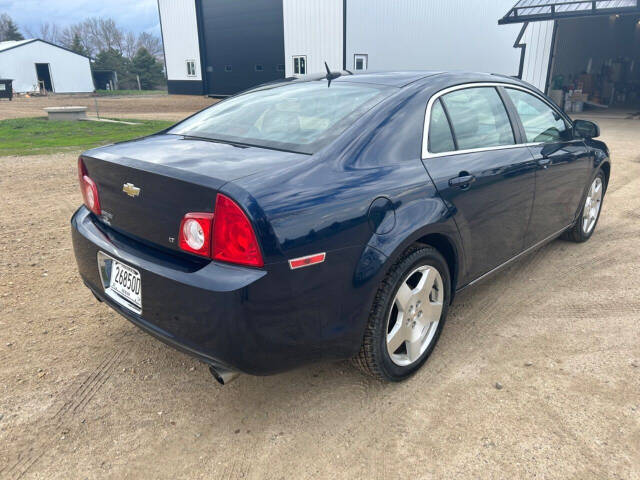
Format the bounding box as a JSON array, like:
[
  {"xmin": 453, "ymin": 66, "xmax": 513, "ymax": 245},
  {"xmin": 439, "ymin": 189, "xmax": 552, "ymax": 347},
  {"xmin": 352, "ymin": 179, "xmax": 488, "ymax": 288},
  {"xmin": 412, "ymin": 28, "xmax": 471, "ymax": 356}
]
[
  {"xmin": 354, "ymin": 54, "xmax": 368, "ymax": 71},
  {"xmin": 441, "ymin": 87, "xmax": 515, "ymax": 150},
  {"xmin": 428, "ymin": 99, "xmax": 455, "ymax": 153},
  {"xmin": 293, "ymin": 56, "xmax": 307, "ymax": 75},
  {"xmin": 505, "ymin": 88, "xmax": 571, "ymax": 143},
  {"xmin": 186, "ymin": 60, "xmax": 196, "ymax": 77}
]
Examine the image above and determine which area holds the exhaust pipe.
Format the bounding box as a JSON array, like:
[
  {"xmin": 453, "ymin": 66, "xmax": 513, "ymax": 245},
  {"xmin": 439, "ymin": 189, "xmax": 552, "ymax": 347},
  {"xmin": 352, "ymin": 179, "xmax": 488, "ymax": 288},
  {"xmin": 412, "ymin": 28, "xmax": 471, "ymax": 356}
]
[{"xmin": 209, "ymin": 365, "xmax": 240, "ymax": 385}]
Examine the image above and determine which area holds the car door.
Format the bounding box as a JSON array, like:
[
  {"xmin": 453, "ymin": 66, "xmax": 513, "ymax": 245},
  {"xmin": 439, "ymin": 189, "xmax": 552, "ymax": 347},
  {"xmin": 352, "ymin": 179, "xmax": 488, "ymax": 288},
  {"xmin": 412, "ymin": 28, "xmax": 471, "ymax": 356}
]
[
  {"xmin": 422, "ymin": 85, "xmax": 537, "ymax": 283},
  {"xmin": 503, "ymin": 88, "xmax": 592, "ymax": 245}
]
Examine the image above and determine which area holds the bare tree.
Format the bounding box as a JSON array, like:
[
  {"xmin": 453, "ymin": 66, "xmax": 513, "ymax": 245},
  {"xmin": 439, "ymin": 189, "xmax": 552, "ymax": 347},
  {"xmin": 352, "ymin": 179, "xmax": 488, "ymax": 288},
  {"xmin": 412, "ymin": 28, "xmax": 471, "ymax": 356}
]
[
  {"xmin": 97, "ymin": 18, "xmax": 124, "ymax": 52},
  {"xmin": 136, "ymin": 32, "xmax": 163, "ymax": 59},
  {"xmin": 123, "ymin": 31, "xmax": 137, "ymax": 59},
  {"xmin": 24, "ymin": 21, "xmax": 61, "ymax": 43},
  {"xmin": 8, "ymin": 15, "xmax": 164, "ymax": 63},
  {"xmin": 59, "ymin": 23, "xmax": 89, "ymax": 52}
]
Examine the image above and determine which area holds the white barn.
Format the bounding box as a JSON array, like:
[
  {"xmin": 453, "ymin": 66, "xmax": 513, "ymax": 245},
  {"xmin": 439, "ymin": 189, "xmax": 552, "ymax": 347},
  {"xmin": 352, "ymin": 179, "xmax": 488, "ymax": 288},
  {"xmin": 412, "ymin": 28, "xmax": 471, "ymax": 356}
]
[{"xmin": 0, "ymin": 39, "xmax": 94, "ymax": 94}]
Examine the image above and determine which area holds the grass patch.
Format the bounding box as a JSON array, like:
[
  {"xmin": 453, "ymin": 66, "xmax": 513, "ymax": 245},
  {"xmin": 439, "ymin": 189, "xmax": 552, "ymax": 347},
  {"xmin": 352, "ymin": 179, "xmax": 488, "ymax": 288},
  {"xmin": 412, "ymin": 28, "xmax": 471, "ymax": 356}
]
[
  {"xmin": 95, "ymin": 89, "xmax": 167, "ymax": 96},
  {"xmin": 0, "ymin": 117, "xmax": 174, "ymax": 156}
]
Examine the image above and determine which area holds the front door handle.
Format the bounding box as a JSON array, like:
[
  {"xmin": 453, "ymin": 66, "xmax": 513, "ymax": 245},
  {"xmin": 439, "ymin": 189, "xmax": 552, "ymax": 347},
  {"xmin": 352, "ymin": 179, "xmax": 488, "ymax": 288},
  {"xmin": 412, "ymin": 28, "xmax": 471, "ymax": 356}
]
[
  {"xmin": 538, "ymin": 158, "xmax": 551, "ymax": 169},
  {"xmin": 448, "ymin": 174, "xmax": 476, "ymax": 189}
]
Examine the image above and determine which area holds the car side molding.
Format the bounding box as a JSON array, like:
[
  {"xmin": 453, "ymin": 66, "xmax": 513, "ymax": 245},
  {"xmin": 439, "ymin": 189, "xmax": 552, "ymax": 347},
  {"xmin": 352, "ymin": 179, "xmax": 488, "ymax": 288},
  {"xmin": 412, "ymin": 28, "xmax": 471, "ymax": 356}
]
[{"xmin": 461, "ymin": 224, "xmax": 572, "ymax": 290}]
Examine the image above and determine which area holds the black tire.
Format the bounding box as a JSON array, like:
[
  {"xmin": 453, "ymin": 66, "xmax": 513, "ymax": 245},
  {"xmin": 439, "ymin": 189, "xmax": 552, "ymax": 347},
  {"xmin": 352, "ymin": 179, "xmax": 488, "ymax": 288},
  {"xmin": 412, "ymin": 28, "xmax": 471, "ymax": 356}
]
[
  {"xmin": 353, "ymin": 245, "xmax": 450, "ymax": 382},
  {"xmin": 562, "ymin": 170, "xmax": 606, "ymax": 243}
]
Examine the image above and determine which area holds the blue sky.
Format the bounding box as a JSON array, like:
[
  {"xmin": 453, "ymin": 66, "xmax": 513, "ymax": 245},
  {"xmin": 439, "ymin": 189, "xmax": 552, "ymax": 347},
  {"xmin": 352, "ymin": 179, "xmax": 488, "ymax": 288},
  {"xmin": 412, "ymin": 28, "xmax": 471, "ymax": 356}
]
[{"xmin": 0, "ymin": 0, "xmax": 160, "ymax": 36}]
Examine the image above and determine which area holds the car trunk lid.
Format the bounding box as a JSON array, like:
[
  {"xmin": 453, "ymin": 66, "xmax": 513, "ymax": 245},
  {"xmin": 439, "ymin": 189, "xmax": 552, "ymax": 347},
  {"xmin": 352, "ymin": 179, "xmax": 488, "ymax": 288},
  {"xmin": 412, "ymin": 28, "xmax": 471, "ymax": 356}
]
[{"xmin": 80, "ymin": 134, "xmax": 307, "ymax": 253}]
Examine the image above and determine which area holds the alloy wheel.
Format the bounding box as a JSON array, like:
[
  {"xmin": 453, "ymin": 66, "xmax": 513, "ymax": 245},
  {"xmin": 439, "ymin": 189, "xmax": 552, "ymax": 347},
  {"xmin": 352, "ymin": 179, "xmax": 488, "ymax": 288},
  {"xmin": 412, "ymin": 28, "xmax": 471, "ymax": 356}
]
[
  {"xmin": 386, "ymin": 265, "xmax": 444, "ymax": 366},
  {"xmin": 582, "ymin": 177, "xmax": 603, "ymax": 234}
]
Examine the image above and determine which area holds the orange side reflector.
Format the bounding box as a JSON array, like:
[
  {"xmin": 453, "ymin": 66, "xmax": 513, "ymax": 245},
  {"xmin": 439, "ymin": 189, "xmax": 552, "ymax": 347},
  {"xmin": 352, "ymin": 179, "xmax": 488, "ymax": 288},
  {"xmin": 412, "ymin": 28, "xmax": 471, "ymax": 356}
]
[{"xmin": 288, "ymin": 252, "xmax": 326, "ymax": 270}]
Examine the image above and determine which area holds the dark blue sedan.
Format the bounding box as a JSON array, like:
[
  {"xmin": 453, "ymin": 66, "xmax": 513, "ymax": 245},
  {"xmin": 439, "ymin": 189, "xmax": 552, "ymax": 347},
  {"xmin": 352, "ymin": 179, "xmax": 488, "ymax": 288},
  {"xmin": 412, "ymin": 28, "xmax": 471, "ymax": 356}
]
[{"xmin": 71, "ymin": 71, "xmax": 610, "ymax": 383}]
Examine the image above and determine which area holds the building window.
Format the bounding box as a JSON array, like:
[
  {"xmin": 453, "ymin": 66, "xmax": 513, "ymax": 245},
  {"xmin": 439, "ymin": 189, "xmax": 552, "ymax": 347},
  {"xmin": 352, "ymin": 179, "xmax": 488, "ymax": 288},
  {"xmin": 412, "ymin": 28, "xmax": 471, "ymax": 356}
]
[
  {"xmin": 225, "ymin": 65, "xmax": 232, "ymax": 72},
  {"xmin": 255, "ymin": 64, "xmax": 264, "ymax": 72},
  {"xmin": 354, "ymin": 54, "xmax": 368, "ymax": 71},
  {"xmin": 277, "ymin": 64, "xmax": 285, "ymax": 72},
  {"xmin": 293, "ymin": 56, "xmax": 306, "ymax": 75},
  {"xmin": 186, "ymin": 60, "xmax": 196, "ymax": 77}
]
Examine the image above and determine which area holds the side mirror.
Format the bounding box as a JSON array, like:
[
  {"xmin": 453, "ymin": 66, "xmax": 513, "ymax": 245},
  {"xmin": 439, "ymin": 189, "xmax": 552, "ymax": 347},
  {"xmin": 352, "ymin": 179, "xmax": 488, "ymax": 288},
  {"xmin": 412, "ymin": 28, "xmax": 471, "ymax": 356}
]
[{"xmin": 574, "ymin": 119, "xmax": 600, "ymax": 139}]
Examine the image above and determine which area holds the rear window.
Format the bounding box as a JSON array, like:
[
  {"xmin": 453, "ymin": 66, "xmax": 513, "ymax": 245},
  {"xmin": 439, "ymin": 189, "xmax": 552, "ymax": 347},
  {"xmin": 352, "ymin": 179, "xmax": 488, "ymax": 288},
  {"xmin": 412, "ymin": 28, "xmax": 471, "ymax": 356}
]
[
  {"xmin": 169, "ymin": 80, "xmax": 394, "ymax": 154},
  {"xmin": 428, "ymin": 99, "xmax": 455, "ymax": 153},
  {"xmin": 440, "ymin": 87, "xmax": 515, "ymax": 151}
]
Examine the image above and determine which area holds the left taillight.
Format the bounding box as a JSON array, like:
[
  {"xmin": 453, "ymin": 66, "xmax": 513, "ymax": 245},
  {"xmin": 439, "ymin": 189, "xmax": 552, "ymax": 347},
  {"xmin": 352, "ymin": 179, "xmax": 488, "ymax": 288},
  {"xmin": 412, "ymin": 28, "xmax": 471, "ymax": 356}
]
[
  {"xmin": 177, "ymin": 194, "xmax": 264, "ymax": 267},
  {"xmin": 78, "ymin": 157, "xmax": 101, "ymax": 215},
  {"xmin": 178, "ymin": 212, "xmax": 214, "ymax": 257}
]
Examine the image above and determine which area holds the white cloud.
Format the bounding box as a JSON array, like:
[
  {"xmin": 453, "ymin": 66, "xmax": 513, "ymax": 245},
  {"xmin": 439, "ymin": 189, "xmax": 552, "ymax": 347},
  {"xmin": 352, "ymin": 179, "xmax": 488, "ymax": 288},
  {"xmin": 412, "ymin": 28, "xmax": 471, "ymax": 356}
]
[{"xmin": 1, "ymin": 0, "xmax": 160, "ymax": 35}]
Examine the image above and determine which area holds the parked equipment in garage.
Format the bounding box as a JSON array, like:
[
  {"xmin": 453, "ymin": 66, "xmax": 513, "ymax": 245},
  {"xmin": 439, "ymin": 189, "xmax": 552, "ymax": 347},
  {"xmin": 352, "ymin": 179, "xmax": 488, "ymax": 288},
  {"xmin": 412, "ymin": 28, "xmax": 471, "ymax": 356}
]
[
  {"xmin": 501, "ymin": 0, "xmax": 640, "ymax": 111},
  {"xmin": 0, "ymin": 79, "xmax": 13, "ymax": 100}
]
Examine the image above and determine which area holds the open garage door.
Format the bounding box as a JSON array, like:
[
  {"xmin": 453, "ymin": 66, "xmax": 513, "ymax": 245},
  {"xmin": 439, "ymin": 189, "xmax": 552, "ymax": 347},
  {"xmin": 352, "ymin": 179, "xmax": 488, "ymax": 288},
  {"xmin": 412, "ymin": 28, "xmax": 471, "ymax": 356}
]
[
  {"xmin": 501, "ymin": 0, "xmax": 640, "ymax": 114},
  {"xmin": 549, "ymin": 14, "xmax": 640, "ymax": 113}
]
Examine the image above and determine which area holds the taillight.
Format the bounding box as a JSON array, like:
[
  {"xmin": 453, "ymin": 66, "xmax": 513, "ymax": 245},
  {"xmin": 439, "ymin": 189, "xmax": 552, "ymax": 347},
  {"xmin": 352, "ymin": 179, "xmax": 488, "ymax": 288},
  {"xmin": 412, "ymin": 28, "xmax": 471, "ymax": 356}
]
[
  {"xmin": 78, "ymin": 157, "xmax": 101, "ymax": 215},
  {"xmin": 178, "ymin": 213, "xmax": 214, "ymax": 257},
  {"xmin": 177, "ymin": 194, "xmax": 263, "ymax": 267},
  {"xmin": 212, "ymin": 194, "xmax": 263, "ymax": 267}
]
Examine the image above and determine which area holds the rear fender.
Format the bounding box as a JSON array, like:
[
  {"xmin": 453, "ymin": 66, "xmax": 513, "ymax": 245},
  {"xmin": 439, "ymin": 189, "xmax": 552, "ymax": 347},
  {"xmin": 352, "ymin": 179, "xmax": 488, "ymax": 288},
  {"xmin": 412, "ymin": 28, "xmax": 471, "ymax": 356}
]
[
  {"xmin": 365, "ymin": 194, "xmax": 464, "ymax": 286},
  {"xmin": 344, "ymin": 195, "xmax": 464, "ymax": 355}
]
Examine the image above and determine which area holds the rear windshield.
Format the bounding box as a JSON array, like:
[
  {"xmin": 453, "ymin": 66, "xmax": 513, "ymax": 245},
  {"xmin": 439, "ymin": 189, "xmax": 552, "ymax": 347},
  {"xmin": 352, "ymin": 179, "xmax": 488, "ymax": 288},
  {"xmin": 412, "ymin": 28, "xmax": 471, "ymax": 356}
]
[{"xmin": 168, "ymin": 80, "xmax": 394, "ymax": 154}]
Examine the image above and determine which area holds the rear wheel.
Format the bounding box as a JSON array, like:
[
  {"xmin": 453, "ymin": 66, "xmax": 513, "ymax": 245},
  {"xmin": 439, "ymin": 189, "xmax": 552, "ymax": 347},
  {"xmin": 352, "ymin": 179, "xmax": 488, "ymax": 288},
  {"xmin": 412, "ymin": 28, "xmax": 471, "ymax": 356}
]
[
  {"xmin": 353, "ymin": 246, "xmax": 450, "ymax": 382},
  {"xmin": 563, "ymin": 171, "xmax": 605, "ymax": 243}
]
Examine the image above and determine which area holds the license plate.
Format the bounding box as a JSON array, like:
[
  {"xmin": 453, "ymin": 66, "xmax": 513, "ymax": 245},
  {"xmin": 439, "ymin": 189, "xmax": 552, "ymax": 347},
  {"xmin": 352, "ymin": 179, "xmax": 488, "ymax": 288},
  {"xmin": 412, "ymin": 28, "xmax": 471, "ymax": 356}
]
[
  {"xmin": 109, "ymin": 260, "xmax": 142, "ymax": 309},
  {"xmin": 97, "ymin": 252, "xmax": 142, "ymax": 313}
]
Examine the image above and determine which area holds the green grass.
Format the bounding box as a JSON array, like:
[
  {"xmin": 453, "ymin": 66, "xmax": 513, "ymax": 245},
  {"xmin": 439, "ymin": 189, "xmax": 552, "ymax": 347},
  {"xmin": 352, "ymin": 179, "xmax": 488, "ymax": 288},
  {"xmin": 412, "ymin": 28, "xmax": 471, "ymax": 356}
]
[
  {"xmin": 0, "ymin": 117, "xmax": 174, "ymax": 156},
  {"xmin": 95, "ymin": 89, "xmax": 167, "ymax": 96}
]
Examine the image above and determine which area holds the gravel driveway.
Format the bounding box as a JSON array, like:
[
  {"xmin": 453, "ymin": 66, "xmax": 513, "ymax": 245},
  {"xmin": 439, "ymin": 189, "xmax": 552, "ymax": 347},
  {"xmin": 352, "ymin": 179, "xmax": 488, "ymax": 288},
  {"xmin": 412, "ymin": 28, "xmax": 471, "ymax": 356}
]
[{"xmin": 0, "ymin": 116, "xmax": 638, "ymax": 479}]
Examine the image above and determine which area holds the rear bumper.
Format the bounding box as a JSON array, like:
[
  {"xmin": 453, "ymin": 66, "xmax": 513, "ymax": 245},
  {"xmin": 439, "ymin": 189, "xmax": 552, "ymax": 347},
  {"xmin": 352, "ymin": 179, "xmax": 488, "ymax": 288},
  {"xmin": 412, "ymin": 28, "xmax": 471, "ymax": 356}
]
[
  {"xmin": 71, "ymin": 207, "xmax": 361, "ymax": 375},
  {"xmin": 85, "ymin": 281, "xmax": 233, "ymax": 372}
]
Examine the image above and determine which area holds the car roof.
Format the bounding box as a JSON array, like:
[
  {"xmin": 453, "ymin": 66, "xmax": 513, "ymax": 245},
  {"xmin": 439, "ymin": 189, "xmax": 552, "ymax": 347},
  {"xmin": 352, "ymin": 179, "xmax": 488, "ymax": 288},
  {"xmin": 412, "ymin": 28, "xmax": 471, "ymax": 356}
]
[
  {"xmin": 325, "ymin": 71, "xmax": 537, "ymax": 92},
  {"xmin": 333, "ymin": 71, "xmax": 442, "ymax": 87},
  {"xmin": 246, "ymin": 70, "xmax": 540, "ymax": 101}
]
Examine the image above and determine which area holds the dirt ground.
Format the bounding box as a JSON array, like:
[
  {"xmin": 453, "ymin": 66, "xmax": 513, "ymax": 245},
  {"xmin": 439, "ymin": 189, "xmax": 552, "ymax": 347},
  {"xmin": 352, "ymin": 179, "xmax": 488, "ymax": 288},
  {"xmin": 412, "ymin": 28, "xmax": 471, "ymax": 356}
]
[
  {"xmin": 0, "ymin": 94, "xmax": 216, "ymax": 122},
  {"xmin": 0, "ymin": 115, "xmax": 639, "ymax": 479}
]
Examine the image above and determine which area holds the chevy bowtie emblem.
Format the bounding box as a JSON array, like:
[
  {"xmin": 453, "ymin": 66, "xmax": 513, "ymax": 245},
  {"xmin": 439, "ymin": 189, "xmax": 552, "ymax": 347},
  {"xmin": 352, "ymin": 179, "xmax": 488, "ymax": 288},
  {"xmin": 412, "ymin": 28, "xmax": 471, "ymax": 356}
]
[{"xmin": 122, "ymin": 183, "xmax": 141, "ymax": 198}]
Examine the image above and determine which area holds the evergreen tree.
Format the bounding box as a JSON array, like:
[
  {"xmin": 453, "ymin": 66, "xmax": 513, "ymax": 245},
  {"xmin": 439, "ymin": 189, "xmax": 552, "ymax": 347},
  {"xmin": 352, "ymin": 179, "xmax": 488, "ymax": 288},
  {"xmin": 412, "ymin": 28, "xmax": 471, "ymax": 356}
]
[
  {"xmin": 70, "ymin": 33, "xmax": 88, "ymax": 57},
  {"xmin": 93, "ymin": 48, "xmax": 134, "ymax": 89},
  {"xmin": 0, "ymin": 14, "xmax": 24, "ymax": 41},
  {"xmin": 130, "ymin": 47, "xmax": 165, "ymax": 90}
]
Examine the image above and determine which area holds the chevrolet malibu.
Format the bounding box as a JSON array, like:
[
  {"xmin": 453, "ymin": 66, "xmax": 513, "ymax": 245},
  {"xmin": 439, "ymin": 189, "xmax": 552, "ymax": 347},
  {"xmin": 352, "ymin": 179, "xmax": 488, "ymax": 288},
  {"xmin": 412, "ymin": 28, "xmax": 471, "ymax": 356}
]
[{"xmin": 71, "ymin": 71, "xmax": 610, "ymax": 383}]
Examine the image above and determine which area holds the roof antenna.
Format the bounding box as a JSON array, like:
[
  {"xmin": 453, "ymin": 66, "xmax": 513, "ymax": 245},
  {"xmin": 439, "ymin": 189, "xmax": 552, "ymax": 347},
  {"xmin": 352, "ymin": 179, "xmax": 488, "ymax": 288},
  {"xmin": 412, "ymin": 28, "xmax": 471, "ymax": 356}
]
[{"xmin": 324, "ymin": 61, "xmax": 341, "ymax": 87}]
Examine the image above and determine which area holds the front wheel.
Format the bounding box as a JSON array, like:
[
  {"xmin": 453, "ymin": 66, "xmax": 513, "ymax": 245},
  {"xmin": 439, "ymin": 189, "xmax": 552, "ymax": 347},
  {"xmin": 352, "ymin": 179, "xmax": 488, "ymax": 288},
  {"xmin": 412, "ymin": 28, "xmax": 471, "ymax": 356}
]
[
  {"xmin": 353, "ymin": 246, "xmax": 450, "ymax": 382},
  {"xmin": 563, "ymin": 171, "xmax": 605, "ymax": 243}
]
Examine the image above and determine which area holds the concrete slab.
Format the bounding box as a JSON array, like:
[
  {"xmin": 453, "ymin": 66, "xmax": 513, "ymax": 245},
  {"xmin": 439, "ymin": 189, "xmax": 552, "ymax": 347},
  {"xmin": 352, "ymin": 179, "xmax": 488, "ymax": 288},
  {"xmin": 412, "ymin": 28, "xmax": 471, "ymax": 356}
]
[{"xmin": 44, "ymin": 106, "xmax": 88, "ymax": 121}]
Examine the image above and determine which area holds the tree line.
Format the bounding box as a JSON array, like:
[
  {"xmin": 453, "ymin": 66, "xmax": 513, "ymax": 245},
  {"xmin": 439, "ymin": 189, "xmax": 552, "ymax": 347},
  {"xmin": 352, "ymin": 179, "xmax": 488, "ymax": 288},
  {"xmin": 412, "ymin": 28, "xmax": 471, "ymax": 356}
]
[{"xmin": 0, "ymin": 13, "xmax": 165, "ymax": 91}]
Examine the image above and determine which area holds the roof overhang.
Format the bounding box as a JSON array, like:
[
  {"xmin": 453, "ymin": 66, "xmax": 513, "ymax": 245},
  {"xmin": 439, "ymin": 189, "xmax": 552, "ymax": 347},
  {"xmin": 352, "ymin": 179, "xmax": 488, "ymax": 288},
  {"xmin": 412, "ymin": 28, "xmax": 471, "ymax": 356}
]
[{"xmin": 499, "ymin": 0, "xmax": 639, "ymax": 24}]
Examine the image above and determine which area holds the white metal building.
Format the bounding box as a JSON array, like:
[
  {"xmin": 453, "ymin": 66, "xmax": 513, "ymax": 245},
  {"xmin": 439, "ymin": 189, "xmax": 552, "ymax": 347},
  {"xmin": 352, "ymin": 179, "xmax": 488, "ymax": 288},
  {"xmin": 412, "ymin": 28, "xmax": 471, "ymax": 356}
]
[
  {"xmin": 0, "ymin": 39, "xmax": 94, "ymax": 94},
  {"xmin": 159, "ymin": 0, "xmax": 640, "ymax": 105}
]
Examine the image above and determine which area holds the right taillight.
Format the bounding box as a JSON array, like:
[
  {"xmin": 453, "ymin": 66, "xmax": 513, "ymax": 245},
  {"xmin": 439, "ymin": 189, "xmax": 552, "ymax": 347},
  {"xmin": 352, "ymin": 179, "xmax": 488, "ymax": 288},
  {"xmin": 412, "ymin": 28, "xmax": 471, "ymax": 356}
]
[
  {"xmin": 78, "ymin": 157, "xmax": 101, "ymax": 215},
  {"xmin": 177, "ymin": 194, "xmax": 264, "ymax": 268}
]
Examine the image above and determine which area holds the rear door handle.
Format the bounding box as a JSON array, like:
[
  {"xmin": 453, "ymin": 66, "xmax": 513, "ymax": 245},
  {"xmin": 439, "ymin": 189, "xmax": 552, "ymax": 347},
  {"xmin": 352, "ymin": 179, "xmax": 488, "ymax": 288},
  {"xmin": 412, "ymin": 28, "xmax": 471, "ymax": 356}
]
[
  {"xmin": 448, "ymin": 175, "xmax": 476, "ymax": 188},
  {"xmin": 537, "ymin": 158, "xmax": 551, "ymax": 168}
]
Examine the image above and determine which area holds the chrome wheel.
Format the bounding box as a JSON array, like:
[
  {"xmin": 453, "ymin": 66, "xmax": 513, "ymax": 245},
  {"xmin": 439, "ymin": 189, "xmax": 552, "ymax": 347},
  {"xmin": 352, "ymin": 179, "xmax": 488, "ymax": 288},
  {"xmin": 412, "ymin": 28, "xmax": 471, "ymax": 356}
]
[
  {"xmin": 582, "ymin": 177, "xmax": 603, "ymax": 234},
  {"xmin": 386, "ymin": 265, "xmax": 444, "ymax": 366}
]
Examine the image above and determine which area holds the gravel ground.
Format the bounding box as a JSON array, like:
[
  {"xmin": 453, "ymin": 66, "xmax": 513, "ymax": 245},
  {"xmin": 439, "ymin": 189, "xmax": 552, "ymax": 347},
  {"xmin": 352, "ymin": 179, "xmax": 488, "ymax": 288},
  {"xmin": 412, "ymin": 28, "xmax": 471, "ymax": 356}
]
[
  {"xmin": 0, "ymin": 116, "xmax": 638, "ymax": 479},
  {"xmin": 0, "ymin": 94, "xmax": 216, "ymax": 122}
]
